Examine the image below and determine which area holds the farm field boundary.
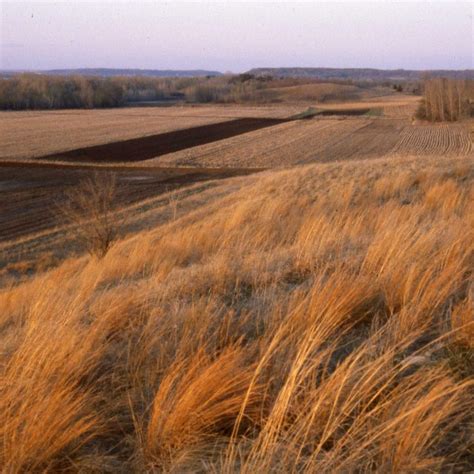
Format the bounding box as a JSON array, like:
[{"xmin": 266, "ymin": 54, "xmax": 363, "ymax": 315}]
[{"xmin": 36, "ymin": 117, "xmax": 289, "ymax": 163}]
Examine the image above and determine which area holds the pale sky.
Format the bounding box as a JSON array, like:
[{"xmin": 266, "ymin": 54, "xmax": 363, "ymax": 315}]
[{"xmin": 1, "ymin": 1, "xmax": 472, "ymax": 72}]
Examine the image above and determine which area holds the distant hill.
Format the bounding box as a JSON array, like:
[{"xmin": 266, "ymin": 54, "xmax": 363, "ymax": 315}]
[
  {"xmin": 1, "ymin": 68, "xmax": 222, "ymax": 78},
  {"xmin": 247, "ymin": 68, "xmax": 474, "ymax": 81},
  {"xmin": 3, "ymin": 68, "xmax": 472, "ymax": 81}
]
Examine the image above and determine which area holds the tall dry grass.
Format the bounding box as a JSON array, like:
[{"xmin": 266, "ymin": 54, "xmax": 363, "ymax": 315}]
[{"xmin": 0, "ymin": 153, "xmax": 473, "ymax": 471}]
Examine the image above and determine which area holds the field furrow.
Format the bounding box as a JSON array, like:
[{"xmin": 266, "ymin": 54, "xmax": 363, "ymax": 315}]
[{"xmin": 391, "ymin": 122, "xmax": 473, "ymax": 156}]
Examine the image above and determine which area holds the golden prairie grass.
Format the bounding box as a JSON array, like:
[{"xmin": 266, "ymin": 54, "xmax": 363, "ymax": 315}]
[{"xmin": 0, "ymin": 153, "xmax": 473, "ymax": 471}]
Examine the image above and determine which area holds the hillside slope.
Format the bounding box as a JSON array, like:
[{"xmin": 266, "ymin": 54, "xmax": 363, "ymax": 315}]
[
  {"xmin": 1, "ymin": 152, "xmax": 473, "ymax": 471},
  {"xmin": 0, "ymin": 68, "xmax": 222, "ymax": 78},
  {"xmin": 248, "ymin": 67, "xmax": 474, "ymax": 80}
]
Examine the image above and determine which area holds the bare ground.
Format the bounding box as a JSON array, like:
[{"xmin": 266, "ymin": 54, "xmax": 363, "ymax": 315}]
[{"xmin": 0, "ymin": 161, "xmax": 262, "ymax": 243}]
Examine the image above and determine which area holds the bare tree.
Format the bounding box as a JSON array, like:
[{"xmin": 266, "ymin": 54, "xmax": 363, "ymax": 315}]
[
  {"xmin": 446, "ymin": 78, "xmax": 456, "ymax": 121},
  {"xmin": 436, "ymin": 79, "xmax": 446, "ymax": 121},
  {"xmin": 166, "ymin": 186, "xmax": 180, "ymax": 221},
  {"xmin": 58, "ymin": 172, "xmax": 122, "ymax": 258},
  {"xmin": 455, "ymin": 80, "xmax": 466, "ymax": 119},
  {"xmin": 418, "ymin": 78, "xmax": 473, "ymax": 122}
]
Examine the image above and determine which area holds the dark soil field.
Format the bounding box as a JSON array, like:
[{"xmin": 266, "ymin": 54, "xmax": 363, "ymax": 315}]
[
  {"xmin": 38, "ymin": 117, "xmax": 288, "ymax": 163},
  {"xmin": 0, "ymin": 161, "xmax": 261, "ymax": 243}
]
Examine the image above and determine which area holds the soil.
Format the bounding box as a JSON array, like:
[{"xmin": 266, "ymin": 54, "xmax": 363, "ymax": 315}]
[
  {"xmin": 0, "ymin": 162, "xmax": 262, "ymax": 242},
  {"xmin": 37, "ymin": 118, "xmax": 289, "ymax": 163}
]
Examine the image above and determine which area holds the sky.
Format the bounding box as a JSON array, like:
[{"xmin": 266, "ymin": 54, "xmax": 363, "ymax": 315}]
[{"xmin": 1, "ymin": 1, "xmax": 472, "ymax": 72}]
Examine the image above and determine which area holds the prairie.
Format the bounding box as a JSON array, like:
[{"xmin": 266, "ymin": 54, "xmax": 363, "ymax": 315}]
[{"xmin": 1, "ymin": 151, "xmax": 473, "ymax": 471}]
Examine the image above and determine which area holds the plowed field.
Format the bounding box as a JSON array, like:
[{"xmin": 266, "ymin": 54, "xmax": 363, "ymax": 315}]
[
  {"xmin": 392, "ymin": 123, "xmax": 472, "ymax": 156},
  {"xmin": 0, "ymin": 162, "xmax": 260, "ymax": 243},
  {"xmin": 154, "ymin": 117, "xmax": 473, "ymax": 168},
  {"xmin": 38, "ymin": 118, "xmax": 289, "ymax": 163},
  {"xmin": 0, "ymin": 105, "xmax": 302, "ymax": 160}
]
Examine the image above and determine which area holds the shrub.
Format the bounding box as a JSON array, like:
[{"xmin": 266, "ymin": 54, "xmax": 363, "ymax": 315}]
[{"xmin": 58, "ymin": 172, "xmax": 122, "ymax": 258}]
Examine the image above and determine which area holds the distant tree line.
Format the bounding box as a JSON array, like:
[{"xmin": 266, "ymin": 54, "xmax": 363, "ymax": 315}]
[
  {"xmin": 0, "ymin": 73, "xmax": 275, "ymax": 109},
  {"xmin": 417, "ymin": 78, "xmax": 473, "ymax": 122},
  {"xmin": 0, "ymin": 74, "xmax": 125, "ymax": 109},
  {"xmin": 0, "ymin": 72, "xmax": 432, "ymax": 110},
  {"xmin": 248, "ymin": 67, "xmax": 474, "ymax": 81},
  {"xmin": 0, "ymin": 74, "xmax": 196, "ymax": 110}
]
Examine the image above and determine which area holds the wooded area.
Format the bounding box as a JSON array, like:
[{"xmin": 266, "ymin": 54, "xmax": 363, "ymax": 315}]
[
  {"xmin": 0, "ymin": 73, "xmax": 290, "ymax": 109},
  {"xmin": 0, "ymin": 73, "xmax": 385, "ymax": 110},
  {"xmin": 417, "ymin": 78, "xmax": 473, "ymax": 121},
  {"xmin": 0, "ymin": 74, "xmax": 195, "ymax": 109}
]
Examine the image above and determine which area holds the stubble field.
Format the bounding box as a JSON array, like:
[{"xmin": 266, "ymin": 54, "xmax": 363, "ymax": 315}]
[
  {"xmin": 155, "ymin": 115, "xmax": 472, "ymax": 168},
  {"xmin": 0, "ymin": 104, "xmax": 302, "ymax": 160}
]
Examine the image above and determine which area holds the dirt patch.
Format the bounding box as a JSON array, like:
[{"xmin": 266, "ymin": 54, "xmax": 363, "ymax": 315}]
[
  {"xmin": 37, "ymin": 118, "xmax": 288, "ymax": 163},
  {"xmin": 0, "ymin": 162, "xmax": 262, "ymax": 243}
]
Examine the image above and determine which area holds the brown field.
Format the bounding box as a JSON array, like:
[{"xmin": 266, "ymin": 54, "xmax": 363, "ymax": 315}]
[
  {"xmin": 0, "ymin": 104, "xmax": 302, "ymax": 160},
  {"xmin": 392, "ymin": 122, "xmax": 473, "ymax": 156},
  {"xmin": 254, "ymin": 80, "xmax": 399, "ymax": 104},
  {"xmin": 1, "ymin": 93, "xmax": 473, "ymax": 471},
  {"xmin": 155, "ymin": 116, "xmax": 472, "ymax": 168},
  {"xmin": 0, "ymin": 161, "xmax": 260, "ymax": 244},
  {"xmin": 320, "ymin": 94, "xmax": 420, "ymax": 113},
  {"xmin": 38, "ymin": 118, "xmax": 289, "ymax": 163},
  {"xmin": 265, "ymin": 82, "xmax": 362, "ymax": 101},
  {"xmin": 0, "ymin": 95, "xmax": 415, "ymax": 161}
]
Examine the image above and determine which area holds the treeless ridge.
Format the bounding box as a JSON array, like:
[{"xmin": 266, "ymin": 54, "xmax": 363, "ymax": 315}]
[{"xmin": 320, "ymin": 94, "xmax": 420, "ymax": 115}]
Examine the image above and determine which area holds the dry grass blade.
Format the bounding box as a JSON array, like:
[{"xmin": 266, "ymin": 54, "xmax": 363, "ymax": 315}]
[{"xmin": 144, "ymin": 346, "xmax": 262, "ymax": 469}]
